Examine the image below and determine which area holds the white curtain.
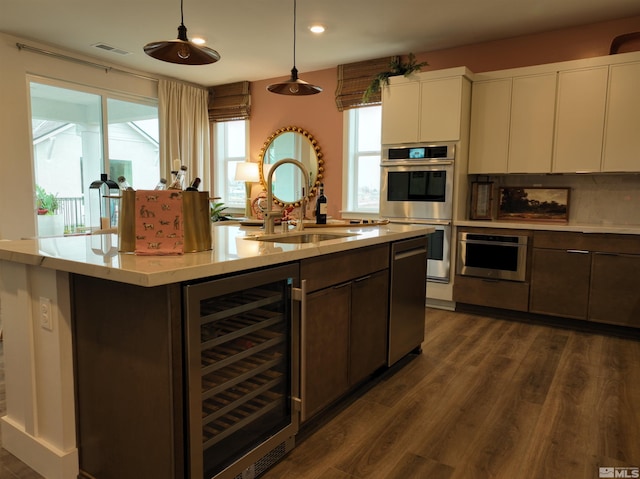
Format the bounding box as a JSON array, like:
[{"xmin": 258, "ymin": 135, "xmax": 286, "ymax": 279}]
[{"xmin": 158, "ymin": 79, "xmax": 210, "ymax": 189}]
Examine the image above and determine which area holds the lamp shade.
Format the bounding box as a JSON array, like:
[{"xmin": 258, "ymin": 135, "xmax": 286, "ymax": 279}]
[
  {"xmin": 234, "ymin": 161, "xmax": 260, "ymax": 182},
  {"xmin": 144, "ymin": 25, "xmax": 220, "ymax": 65}
]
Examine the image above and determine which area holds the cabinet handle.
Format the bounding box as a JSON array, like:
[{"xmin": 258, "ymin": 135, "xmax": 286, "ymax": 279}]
[
  {"xmin": 292, "ymin": 279, "xmax": 307, "ymax": 419},
  {"xmin": 394, "ymin": 247, "xmax": 427, "ymax": 261},
  {"xmin": 333, "ymin": 281, "xmax": 352, "ymax": 290},
  {"xmin": 593, "ymin": 251, "xmax": 619, "ymax": 257},
  {"xmin": 566, "ymin": 249, "xmax": 589, "ymax": 254},
  {"xmin": 354, "ymin": 275, "xmax": 372, "ymax": 283}
]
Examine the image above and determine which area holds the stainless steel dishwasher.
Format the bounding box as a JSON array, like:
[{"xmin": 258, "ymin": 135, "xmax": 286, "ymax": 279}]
[{"xmin": 388, "ymin": 236, "xmax": 429, "ymax": 366}]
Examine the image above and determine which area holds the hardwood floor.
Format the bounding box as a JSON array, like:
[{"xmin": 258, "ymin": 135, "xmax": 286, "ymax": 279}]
[
  {"xmin": 0, "ymin": 308, "xmax": 638, "ymax": 479},
  {"xmin": 262, "ymin": 308, "xmax": 640, "ymax": 479}
]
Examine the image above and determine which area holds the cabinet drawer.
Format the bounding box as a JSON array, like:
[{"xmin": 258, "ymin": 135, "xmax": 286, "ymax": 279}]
[
  {"xmin": 453, "ymin": 275, "xmax": 529, "ymax": 312},
  {"xmin": 300, "ymin": 244, "xmax": 390, "ymax": 292},
  {"xmin": 533, "ymin": 231, "xmax": 640, "ymax": 254}
]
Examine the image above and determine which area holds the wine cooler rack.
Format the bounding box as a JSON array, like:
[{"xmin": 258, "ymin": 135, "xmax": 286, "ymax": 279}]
[{"xmin": 184, "ymin": 264, "xmax": 300, "ymax": 479}]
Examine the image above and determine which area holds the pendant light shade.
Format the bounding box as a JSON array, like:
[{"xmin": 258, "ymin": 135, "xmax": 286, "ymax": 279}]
[
  {"xmin": 144, "ymin": 0, "xmax": 220, "ymax": 65},
  {"xmin": 267, "ymin": 0, "xmax": 322, "ymax": 95}
]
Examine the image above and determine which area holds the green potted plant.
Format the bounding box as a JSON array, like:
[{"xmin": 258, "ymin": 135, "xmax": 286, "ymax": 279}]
[
  {"xmin": 36, "ymin": 185, "xmax": 64, "ymax": 236},
  {"xmin": 363, "ymin": 53, "xmax": 428, "ymax": 102},
  {"xmin": 210, "ymin": 201, "xmax": 231, "ymax": 222},
  {"xmin": 36, "ymin": 185, "xmax": 60, "ymax": 216}
]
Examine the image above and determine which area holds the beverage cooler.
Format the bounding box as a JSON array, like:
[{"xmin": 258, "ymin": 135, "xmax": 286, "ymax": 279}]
[{"xmin": 183, "ymin": 263, "xmax": 300, "ymax": 479}]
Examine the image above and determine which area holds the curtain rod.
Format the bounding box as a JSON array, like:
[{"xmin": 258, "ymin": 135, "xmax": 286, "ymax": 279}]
[{"xmin": 16, "ymin": 42, "xmax": 159, "ymax": 83}]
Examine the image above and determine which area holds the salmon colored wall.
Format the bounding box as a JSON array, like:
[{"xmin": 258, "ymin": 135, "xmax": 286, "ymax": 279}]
[
  {"xmin": 250, "ymin": 69, "xmax": 341, "ymax": 217},
  {"xmin": 248, "ymin": 15, "xmax": 640, "ymax": 219}
]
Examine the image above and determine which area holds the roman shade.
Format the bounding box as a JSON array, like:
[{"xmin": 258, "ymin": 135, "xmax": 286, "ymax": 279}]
[
  {"xmin": 208, "ymin": 81, "xmax": 251, "ymax": 121},
  {"xmin": 335, "ymin": 56, "xmax": 397, "ymax": 111}
]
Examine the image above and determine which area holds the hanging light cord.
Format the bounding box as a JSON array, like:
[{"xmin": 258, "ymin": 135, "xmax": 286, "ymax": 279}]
[
  {"xmin": 180, "ymin": 0, "xmax": 185, "ymax": 27},
  {"xmin": 292, "ymin": 0, "xmax": 297, "ymax": 69}
]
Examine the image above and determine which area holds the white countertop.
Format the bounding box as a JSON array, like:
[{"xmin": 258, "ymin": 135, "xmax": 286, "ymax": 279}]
[
  {"xmin": 0, "ymin": 223, "xmax": 434, "ymax": 287},
  {"xmin": 455, "ymin": 220, "xmax": 640, "ymax": 235}
]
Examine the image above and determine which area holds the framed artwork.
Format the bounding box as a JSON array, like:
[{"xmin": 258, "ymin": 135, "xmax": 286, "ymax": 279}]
[
  {"xmin": 470, "ymin": 181, "xmax": 494, "ymax": 220},
  {"xmin": 498, "ymin": 187, "xmax": 570, "ymax": 223}
]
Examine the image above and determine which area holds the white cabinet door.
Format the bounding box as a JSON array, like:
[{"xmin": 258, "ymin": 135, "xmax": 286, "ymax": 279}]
[
  {"xmin": 468, "ymin": 79, "xmax": 512, "ymax": 174},
  {"xmin": 553, "ymin": 67, "xmax": 608, "ymax": 173},
  {"xmin": 508, "ymin": 73, "xmax": 557, "ymax": 173},
  {"xmin": 381, "ymin": 81, "xmax": 420, "ymax": 144},
  {"xmin": 419, "ymin": 77, "xmax": 463, "ymax": 142},
  {"xmin": 603, "ymin": 62, "xmax": 640, "ymax": 172}
]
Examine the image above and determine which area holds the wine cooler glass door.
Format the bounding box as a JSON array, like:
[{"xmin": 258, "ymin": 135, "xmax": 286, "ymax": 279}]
[{"xmin": 184, "ymin": 263, "xmax": 300, "ymax": 479}]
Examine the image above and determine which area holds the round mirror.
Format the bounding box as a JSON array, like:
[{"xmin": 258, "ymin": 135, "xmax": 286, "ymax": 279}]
[{"xmin": 258, "ymin": 126, "xmax": 324, "ymax": 207}]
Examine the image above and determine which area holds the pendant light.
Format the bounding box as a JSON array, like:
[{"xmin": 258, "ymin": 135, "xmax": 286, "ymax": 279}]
[
  {"xmin": 143, "ymin": 0, "xmax": 220, "ymax": 65},
  {"xmin": 267, "ymin": 0, "xmax": 322, "ymax": 95}
]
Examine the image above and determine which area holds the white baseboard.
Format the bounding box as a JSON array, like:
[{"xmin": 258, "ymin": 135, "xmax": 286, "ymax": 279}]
[{"xmin": 1, "ymin": 416, "xmax": 78, "ymax": 479}]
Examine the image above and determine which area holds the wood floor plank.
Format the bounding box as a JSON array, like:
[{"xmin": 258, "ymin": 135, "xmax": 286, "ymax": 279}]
[
  {"xmin": 385, "ymin": 452, "xmax": 454, "ymax": 479},
  {"xmin": 594, "ymin": 336, "xmax": 640, "ymax": 464},
  {"xmin": 518, "ymin": 329, "xmax": 609, "ymax": 478},
  {"xmin": 263, "ymin": 308, "xmax": 640, "ymax": 479}
]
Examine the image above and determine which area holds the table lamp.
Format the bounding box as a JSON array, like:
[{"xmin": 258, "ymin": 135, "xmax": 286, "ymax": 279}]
[{"xmin": 234, "ymin": 161, "xmax": 260, "ymax": 218}]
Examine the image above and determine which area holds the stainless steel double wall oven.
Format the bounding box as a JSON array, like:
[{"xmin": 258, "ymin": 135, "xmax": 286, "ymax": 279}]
[{"xmin": 380, "ymin": 142, "xmax": 455, "ymax": 283}]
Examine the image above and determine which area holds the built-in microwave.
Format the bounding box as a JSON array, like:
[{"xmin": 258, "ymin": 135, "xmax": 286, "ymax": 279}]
[{"xmin": 457, "ymin": 232, "xmax": 529, "ymax": 282}]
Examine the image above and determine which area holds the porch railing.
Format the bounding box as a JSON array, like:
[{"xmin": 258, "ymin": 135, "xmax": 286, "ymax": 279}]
[{"xmin": 58, "ymin": 196, "xmax": 86, "ymax": 234}]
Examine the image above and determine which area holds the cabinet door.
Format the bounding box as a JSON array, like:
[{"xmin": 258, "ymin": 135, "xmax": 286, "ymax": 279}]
[
  {"xmin": 508, "ymin": 73, "xmax": 556, "ymax": 173},
  {"xmin": 303, "ymin": 283, "xmax": 351, "ymax": 420},
  {"xmin": 350, "ymin": 270, "xmax": 389, "ymax": 385},
  {"xmin": 603, "ymin": 62, "xmax": 640, "ymax": 172},
  {"xmin": 381, "ymin": 81, "xmax": 420, "ymax": 144},
  {"xmin": 553, "ymin": 67, "xmax": 608, "ymax": 173},
  {"xmin": 419, "ymin": 77, "xmax": 462, "ymax": 141},
  {"xmin": 589, "ymin": 253, "xmax": 640, "ymax": 327},
  {"xmin": 529, "ymin": 248, "xmax": 591, "ymax": 319},
  {"xmin": 468, "ymin": 79, "xmax": 512, "ymax": 174}
]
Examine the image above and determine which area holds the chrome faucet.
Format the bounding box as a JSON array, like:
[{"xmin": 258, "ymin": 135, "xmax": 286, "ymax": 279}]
[{"xmin": 264, "ymin": 158, "xmax": 310, "ymax": 234}]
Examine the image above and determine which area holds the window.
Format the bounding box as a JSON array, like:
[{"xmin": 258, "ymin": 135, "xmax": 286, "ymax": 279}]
[
  {"xmin": 343, "ymin": 105, "xmax": 382, "ymax": 213},
  {"xmin": 30, "ymin": 79, "xmax": 159, "ymax": 233},
  {"xmin": 213, "ymin": 120, "xmax": 249, "ymax": 209}
]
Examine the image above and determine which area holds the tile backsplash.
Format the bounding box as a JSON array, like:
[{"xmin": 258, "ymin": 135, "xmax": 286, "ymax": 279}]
[{"xmin": 495, "ymin": 174, "xmax": 640, "ymax": 226}]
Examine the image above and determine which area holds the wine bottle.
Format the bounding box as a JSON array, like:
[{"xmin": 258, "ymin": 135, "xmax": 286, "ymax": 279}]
[
  {"xmin": 186, "ymin": 177, "xmax": 201, "ymax": 191},
  {"xmin": 168, "ymin": 165, "xmax": 188, "ymax": 190},
  {"xmin": 315, "ymin": 183, "xmax": 327, "ymax": 224}
]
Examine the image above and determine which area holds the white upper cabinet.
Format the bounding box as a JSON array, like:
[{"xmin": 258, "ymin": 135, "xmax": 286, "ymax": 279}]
[
  {"xmin": 381, "ymin": 81, "xmax": 420, "ymax": 144},
  {"xmin": 552, "ymin": 66, "xmax": 608, "ymax": 173},
  {"xmin": 509, "ymin": 73, "xmax": 557, "ymax": 173},
  {"xmin": 381, "ymin": 68, "xmax": 471, "ymax": 145},
  {"xmin": 469, "ymin": 73, "xmax": 557, "ymax": 174},
  {"xmin": 603, "ymin": 62, "xmax": 640, "ymax": 172},
  {"xmin": 468, "ymin": 79, "xmax": 511, "ymax": 174},
  {"xmin": 419, "ymin": 76, "xmax": 465, "ymax": 142}
]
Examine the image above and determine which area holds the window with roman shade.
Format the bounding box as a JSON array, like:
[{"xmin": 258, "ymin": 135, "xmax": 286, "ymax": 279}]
[
  {"xmin": 335, "ymin": 56, "xmax": 397, "ymax": 111},
  {"xmin": 208, "ymin": 81, "xmax": 251, "ymax": 122}
]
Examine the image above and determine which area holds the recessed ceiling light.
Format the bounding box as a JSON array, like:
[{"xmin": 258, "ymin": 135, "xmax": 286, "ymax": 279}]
[
  {"xmin": 309, "ymin": 24, "xmax": 326, "ymax": 34},
  {"xmin": 191, "ymin": 37, "xmax": 206, "ymax": 45}
]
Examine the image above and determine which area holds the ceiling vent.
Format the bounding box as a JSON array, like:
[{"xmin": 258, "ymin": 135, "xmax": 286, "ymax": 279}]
[{"xmin": 91, "ymin": 43, "xmax": 132, "ymax": 56}]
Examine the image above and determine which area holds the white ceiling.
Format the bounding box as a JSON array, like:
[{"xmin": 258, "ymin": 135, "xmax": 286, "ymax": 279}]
[{"xmin": 2, "ymin": 0, "xmax": 640, "ymax": 87}]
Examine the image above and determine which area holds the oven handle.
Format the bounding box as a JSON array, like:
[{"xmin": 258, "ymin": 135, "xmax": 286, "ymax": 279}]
[{"xmin": 380, "ymin": 159, "xmax": 454, "ymax": 167}]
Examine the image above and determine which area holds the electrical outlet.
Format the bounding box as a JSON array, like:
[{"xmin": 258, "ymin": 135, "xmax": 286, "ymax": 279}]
[{"xmin": 39, "ymin": 297, "xmax": 53, "ymax": 331}]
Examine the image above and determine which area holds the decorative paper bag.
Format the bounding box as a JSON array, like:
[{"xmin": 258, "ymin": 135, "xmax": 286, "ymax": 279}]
[{"xmin": 134, "ymin": 190, "xmax": 185, "ymax": 255}]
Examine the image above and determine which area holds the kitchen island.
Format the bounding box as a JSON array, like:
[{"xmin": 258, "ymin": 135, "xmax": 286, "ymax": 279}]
[{"xmin": 0, "ymin": 222, "xmax": 432, "ymax": 479}]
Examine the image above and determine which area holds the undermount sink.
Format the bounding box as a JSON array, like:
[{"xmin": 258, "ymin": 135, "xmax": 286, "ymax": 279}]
[{"xmin": 246, "ymin": 232, "xmax": 357, "ymax": 244}]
